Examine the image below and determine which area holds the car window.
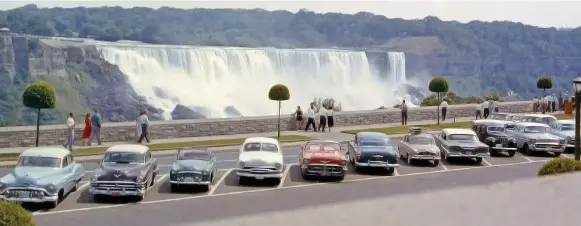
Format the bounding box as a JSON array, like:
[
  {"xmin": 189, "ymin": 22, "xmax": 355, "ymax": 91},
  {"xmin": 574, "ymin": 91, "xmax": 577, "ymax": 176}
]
[
  {"xmin": 447, "ymin": 134, "xmax": 479, "ymax": 141},
  {"xmin": 561, "ymin": 124, "xmax": 575, "ymax": 131},
  {"xmin": 359, "ymin": 138, "xmax": 390, "ymax": 146},
  {"xmin": 17, "ymin": 156, "xmax": 62, "ymax": 168},
  {"xmin": 522, "ymin": 116, "xmax": 553, "ymax": 124},
  {"xmin": 488, "ymin": 114, "xmax": 508, "ymax": 120},
  {"xmin": 178, "ymin": 150, "xmax": 211, "ymax": 160},
  {"xmin": 408, "ymin": 136, "xmax": 434, "ymax": 145},
  {"xmin": 487, "ymin": 126, "xmax": 505, "ymax": 132},
  {"xmin": 103, "ymin": 152, "xmax": 145, "ymax": 164},
  {"xmin": 305, "ymin": 143, "xmax": 341, "ymax": 152},
  {"xmin": 62, "ymin": 155, "xmax": 69, "ymax": 167},
  {"xmin": 243, "ymin": 142, "xmax": 279, "ymax": 152},
  {"xmin": 523, "ymin": 126, "xmax": 550, "ymax": 133}
]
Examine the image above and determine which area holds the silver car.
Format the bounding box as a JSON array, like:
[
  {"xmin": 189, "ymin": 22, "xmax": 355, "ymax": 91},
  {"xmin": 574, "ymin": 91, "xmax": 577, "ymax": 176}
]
[
  {"xmin": 519, "ymin": 114, "xmax": 558, "ymax": 125},
  {"xmin": 549, "ymin": 120, "xmax": 575, "ymax": 151},
  {"xmin": 507, "ymin": 122, "xmax": 566, "ymax": 157}
]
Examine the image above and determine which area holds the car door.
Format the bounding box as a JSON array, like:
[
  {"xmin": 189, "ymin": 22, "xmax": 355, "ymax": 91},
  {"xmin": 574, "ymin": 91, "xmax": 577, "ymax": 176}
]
[
  {"xmin": 398, "ymin": 135, "xmax": 409, "ymax": 157},
  {"xmin": 60, "ymin": 155, "xmax": 75, "ymax": 192}
]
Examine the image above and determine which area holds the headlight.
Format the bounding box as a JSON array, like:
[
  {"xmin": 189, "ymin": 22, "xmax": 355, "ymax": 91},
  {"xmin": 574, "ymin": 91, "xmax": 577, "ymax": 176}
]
[
  {"xmin": 302, "ymin": 158, "xmax": 309, "ymax": 164},
  {"xmin": 560, "ymin": 140, "xmax": 566, "ymax": 144},
  {"xmin": 0, "ymin": 182, "xmax": 4, "ymax": 189},
  {"xmin": 136, "ymin": 175, "xmax": 144, "ymax": 183},
  {"xmin": 202, "ymin": 170, "xmax": 209, "ymax": 175},
  {"xmin": 239, "ymin": 161, "xmax": 245, "ymax": 168},
  {"xmin": 529, "ymin": 139, "xmax": 536, "ymax": 143},
  {"xmin": 274, "ymin": 163, "xmax": 282, "ymax": 170},
  {"xmin": 340, "ymin": 160, "xmax": 347, "ymax": 166},
  {"xmin": 91, "ymin": 175, "xmax": 99, "ymax": 182},
  {"xmin": 567, "ymin": 136, "xmax": 572, "ymax": 142},
  {"xmin": 46, "ymin": 184, "xmax": 56, "ymax": 193}
]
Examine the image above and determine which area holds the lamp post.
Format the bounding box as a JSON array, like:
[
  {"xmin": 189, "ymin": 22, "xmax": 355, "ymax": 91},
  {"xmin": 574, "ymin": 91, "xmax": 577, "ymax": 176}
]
[{"xmin": 573, "ymin": 77, "xmax": 581, "ymax": 161}]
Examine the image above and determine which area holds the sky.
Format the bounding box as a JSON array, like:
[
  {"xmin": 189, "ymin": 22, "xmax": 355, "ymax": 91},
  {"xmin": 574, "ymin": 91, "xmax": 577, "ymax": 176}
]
[{"xmin": 0, "ymin": 0, "xmax": 579, "ymax": 28}]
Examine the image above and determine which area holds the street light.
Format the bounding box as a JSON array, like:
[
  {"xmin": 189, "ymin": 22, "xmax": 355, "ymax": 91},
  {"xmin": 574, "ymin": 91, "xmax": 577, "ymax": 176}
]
[{"xmin": 572, "ymin": 77, "xmax": 581, "ymax": 161}]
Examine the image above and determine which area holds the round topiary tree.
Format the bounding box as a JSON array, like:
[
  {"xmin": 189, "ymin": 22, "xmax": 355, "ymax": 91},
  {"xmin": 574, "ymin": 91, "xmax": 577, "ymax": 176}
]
[
  {"xmin": 22, "ymin": 81, "xmax": 56, "ymax": 147},
  {"xmin": 268, "ymin": 84, "xmax": 290, "ymax": 138},
  {"xmin": 0, "ymin": 200, "xmax": 36, "ymax": 226},
  {"xmin": 428, "ymin": 76, "xmax": 449, "ymax": 125},
  {"xmin": 537, "ymin": 76, "xmax": 553, "ymax": 97}
]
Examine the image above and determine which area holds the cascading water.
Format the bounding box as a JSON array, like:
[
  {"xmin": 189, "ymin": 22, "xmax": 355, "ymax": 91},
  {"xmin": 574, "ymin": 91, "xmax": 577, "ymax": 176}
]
[
  {"xmin": 388, "ymin": 52, "xmax": 406, "ymax": 85},
  {"xmin": 96, "ymin": 42, "xmax": 413, "ymax": 118}
]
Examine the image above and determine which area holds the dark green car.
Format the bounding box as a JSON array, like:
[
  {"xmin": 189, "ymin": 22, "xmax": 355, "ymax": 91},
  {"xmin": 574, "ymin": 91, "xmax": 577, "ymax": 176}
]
[{"xmin": 169, "ymin": 148, "xmax": 217, "ymax": 192}]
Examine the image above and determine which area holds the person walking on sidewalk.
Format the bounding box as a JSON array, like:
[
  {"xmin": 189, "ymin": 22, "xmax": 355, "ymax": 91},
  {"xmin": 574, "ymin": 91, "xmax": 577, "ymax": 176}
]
[
  {"xmin": 81, "ymin": 113, "xmax": 91, "ymax": 145},
  {"xmin": 304, "ymin": 103, "xmax": 317, "ymax": 132},
  {"xmin": 327, "ymin": 106, "xmax": 334, "ymax": 132},
  {"xmin": 137, "ymin": 111, "xmax": 151, "ymax": 143},
  {"xmin": 401, "ymin": 100, "xmax": 408, "ymax": 125},
  {"xmin": 63, "ymin": 112, "xmax": 75, "ymax": 150},
  {"xmin": 475, "ymin": 101, "xmax": 482, "ymax": 119},
  {"xmin": 482, "ymin": 98, "xmax": 490, "ymax": 119},
  {"xmin": 440, "ymin": 99, "xmax": 449, "ymax": 121},
  {"xmin": 88, "ymin": 109, "xmax": 102, "ymax": 146},
  {"xmin": 317, "ymin": 105, "xmax": 327, "ymax": 132}
]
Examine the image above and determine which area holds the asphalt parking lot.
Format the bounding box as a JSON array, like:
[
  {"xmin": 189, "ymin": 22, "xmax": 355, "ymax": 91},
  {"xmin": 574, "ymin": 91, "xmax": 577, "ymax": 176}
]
[{"xmin": 0, "ymin": 141, "xmax": 568, "ymax": 226}]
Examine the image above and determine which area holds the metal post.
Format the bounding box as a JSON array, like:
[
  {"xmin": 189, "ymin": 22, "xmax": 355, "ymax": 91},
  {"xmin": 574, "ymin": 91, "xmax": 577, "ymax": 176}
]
[{"xmin": 575, "ymin": 93, "xmax": 580, "ymax": 161}]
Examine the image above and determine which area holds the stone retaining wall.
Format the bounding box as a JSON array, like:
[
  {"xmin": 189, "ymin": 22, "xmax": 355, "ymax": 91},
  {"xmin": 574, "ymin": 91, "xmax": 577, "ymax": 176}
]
[{"xmin": 0, "ymin": 101, "xmax": 531, "ymax": 148}]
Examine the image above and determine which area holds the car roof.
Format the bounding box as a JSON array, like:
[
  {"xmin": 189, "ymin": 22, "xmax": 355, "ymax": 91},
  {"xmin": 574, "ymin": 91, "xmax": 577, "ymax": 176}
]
[
  {"xmin": 105, "ymin": 144, "xmax": 149, "ymax": 154},
  {"xmin": 473, "ymin": 120, "xmax": 507, "ymax": 126},
  {"xmin": 556, "ymin": 120, "xmax": 574, "ymax": 124},
  {"xmin": 20, "ymin": 147, "xmax": 70, "ymax": 158},
  {"xmin": 243, "ymin": 137, "xmax": 279, "ymax": 145},
  {"xmin": 357, "ymin": 132, "xmax": 388, "ymax": 139},
  {"xmin": 306, "ymin": 140, "xmax": 341, "ymax": 145},
  {"xmin": 443, "ymin": 128, "xmax": 477, "ymax": 135},
  {"xmin": 522, "ymin": 114, "xmax": 557, "ymax": 119},
  {"xmin": 178, "ymin": 148, "xmax": 210, "ymax": 154},
  {"xmin": 515, "ymin": 122, "xmax": 549, "ymax": 127}
]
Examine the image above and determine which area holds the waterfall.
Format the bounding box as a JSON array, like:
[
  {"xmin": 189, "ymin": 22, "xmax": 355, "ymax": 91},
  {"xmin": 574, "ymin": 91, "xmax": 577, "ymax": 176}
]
[
  {"xmin": 96, "ymin": 42, "xmax": 412, "ymax": 118},
  {"xmin": 388, "ymin": 52, "xmax": 406, "ymax": 85}
]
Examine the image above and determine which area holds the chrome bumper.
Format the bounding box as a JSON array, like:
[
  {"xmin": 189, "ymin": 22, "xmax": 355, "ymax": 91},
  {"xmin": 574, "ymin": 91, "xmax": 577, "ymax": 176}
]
[
  {"xmin": 89, "ymin": 187, "xmax": 146, "ymax": 196},
  {"xmin": 237, "ymin": 169, "xmax": 283, "ymax": 179},
  {"xmin": 410, "ymin": 155, "xmax": 441, "ymax": 160},
  {"xmin": 301, "ymin": 164, "xmax": 347, "ymax": 176},
  {"xmin": 447, "ymin": 152, "xmax": 490, "ymax": 158},
  {"xmin": 169, "ymin": 180, "xmax": 210, "ymax": 185},
  {"xmin": 0, "ymin": 194, "xmax": 58, "ymax": 203},
  {"xmin": 355, "ymin": 162, "xmax": 399, "ymax": 168},
  {"xmin": 530, "ymin": 145, "xmax": 566, "ymax": 153}
]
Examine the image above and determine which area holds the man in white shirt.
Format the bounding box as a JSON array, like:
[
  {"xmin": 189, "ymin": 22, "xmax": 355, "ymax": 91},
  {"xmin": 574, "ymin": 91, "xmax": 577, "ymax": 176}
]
[
  {"xmin": 304, "ymin": 103, "xmax": 317, "ymax": 132},
  {"xmin": 541, "ymin": 95, "xmax": 549, "ymax": 114},
  {"xmin": 482, "ymin": 99, "xmax": 490, "ymax": 119},
  {"xmin": 532, "ymin": 96, "xmax": 539, "ymax": 112},
  {"xmin": 551, "ymin": 94, "xmax": 557, "ymax": 112},
  {"xmin": 317, "ymin": 106, "xmax": 327, "ymax": 132},
  {"xmin": 137, "ymin": 111, "xmax": 151, "ymax": 143},
  {"xmin": 493, "ymin": 99, "xmax": 500, "ymax": 112},
  {"xmin": 440, "ymin": 99, "xmax": 449, "ymax": 121},
  {"xmin": 475, "ymin": 101, "xmax": 482, "ymax": 119},
  {"xmin": 63, "ymin": 112, "xmax": 75, "ymax": 150}
]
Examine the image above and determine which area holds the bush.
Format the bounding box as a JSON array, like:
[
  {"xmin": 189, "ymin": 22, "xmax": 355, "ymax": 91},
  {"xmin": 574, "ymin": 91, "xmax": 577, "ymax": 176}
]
[
  {"xmin": 0, "ymin": 200, "xmax": 36, "ymax": 226},
  {"xmin": 537, "ymin": 76, "xmax": 553, "ymax": 90},
  {"xmin": 268, "ymin": 84, "xmax": 290, "ymax": 101},
  {"xmin": 22, "ymin": 81, "xmax": 56, "ymax": 109},
  {"xmin": 538, "ymin": 158, "xmax": 581, "ymax": 176},
  {"xmin": 428, "ymin": 76, "xmax": 449, "ymax": 93}
]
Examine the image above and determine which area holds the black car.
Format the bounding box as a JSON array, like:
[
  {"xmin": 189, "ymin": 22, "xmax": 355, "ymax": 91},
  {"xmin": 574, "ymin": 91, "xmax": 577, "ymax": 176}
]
[
  {"xmin": 472, "ymin": 120, "xmax": 517, "ymax": 157},
  {"xmin": 90, "ymin": 144, "xmax": 159, "ymax": 201}
]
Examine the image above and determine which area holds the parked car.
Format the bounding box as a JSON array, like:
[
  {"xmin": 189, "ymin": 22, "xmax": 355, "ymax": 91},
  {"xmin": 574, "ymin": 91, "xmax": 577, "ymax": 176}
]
[
  {"xmin": 398, "ymin": 127, "xmax": 441, "ymax": 166},
  {"xmin": 434, "ymin": 128, "xmax": 490, "ymax": 164},
  {"xmin": 299, "ymin": 140, "xmax": 347, "ymax": 180},
  {"xmin": 236, "ymin": 137, "xmax": 284, "ymax": 185},
  {"xmin": 0, "ymin": 147, "xmax": 84, "ymax": 208},
  {"xmin": 507, "ymin": 122, "xmax": 566, "ymax": 156},
  {"xmin": 472, "ymin": 120, "xmax": 517, "ymax": 157},
  {"xmin": 169, "ymin": 148, "xmax": 217, "ymax": 192},
  {"xmin": 347, "ymin": 132, "xmax": 399, "ymax": 175},
  {"xmin": 486, "ymin": 113, "xmax": 522, "ymax": 129},
  {"xmin": 90, "ymin": 144, "xmax": 159, "ymax": 201},
  {"xmin": 519, "ymin": 114, "xmax": 557, "ymax": 125},
  {"xmin": 549, "ymin": 120, "xmax": 576, "ymax": 152}
]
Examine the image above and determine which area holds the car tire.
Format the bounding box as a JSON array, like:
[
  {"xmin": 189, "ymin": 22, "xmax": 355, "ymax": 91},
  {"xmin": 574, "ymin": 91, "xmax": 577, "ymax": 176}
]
[
  {"xmin": 508, "ymin": 150, "xmax": 516, "ymax": 157},
  {"xmin": 432, "ymin": 160, "xmax": 440, "ymax": 167},
  {"xmin": 272, "ymin": 178, "xmax": 281, "ymax": 186},
  {"xmin": 407, "ymin": 154, "xmax": 413, "ymax": 165},
  {"xmin": 385, "ymin": 167, "xmax": 395, "ymax": 176},
  {"xmin": 475, "ymin": 158, "xmax": 483, "ymax": 164},
  {"xmin": 203, "ymin": 184, "xmax": 211, "ymax": 192},
  {"xmin": 150, "ymin": 173, "xmax": 156, "ymax": 186},
  {"xmin": 170, "ymin": 184, "xmax": 178, "ymax": 192},
  {"xmin": 523, "ymin": 144, "xmax": 532, "ymax": 155},
  {"xmin": 47, "ymin": 190, "xmax": 64, "ymax": 209},
  {"xmin": 238, "ymin": 176, "xmax": 247, "ymax": 185},
  {"xmin": 71, "ymin": 180, "xmax": 79, "ymax": 192},
  {"xmin": 301, "ymin": 173, "xmax": 310, "ymax": 181},
  {"xmin": 337, "ymin": 174, "xmax": 345, "ymax": 181},
  {"xmin": 489, "ymin": 148, "xmax": 497, "ymax": 157},
  {"xmin": 93, "ymin": 195, "xmax": 104, "ymax": 203},
  {"xmin": 554, "ymin": 152, "xmax": 562, "ymax": 157}
]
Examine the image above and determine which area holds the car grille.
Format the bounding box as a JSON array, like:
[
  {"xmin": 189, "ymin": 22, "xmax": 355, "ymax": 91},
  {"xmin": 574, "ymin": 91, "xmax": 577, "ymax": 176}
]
[
  {"xmin": 242, "ymin": 167, "xmax": 278, "ymax": 174},
  {"xmin": 496, "ymin": 137, "xmax": 508, "ymax": 144},
  {"xmin": 569, "ymin": 140, "xmax": 575, "ymax": 145},
  {"xmin": 535, "ymin": 144, "xmax": 562, "ymax": 149},
  {"xmin": 537, "ymin": 139, "xmax": 557, "ymax": 143},
  {"xmin": 418, "ymin": 151, "xmax": 435, "ymax": 156},
  {"xmin": 174, "ymin": 172, "xmax": 209, "ymax": 181},
  {"xmin": 307, "ymin": 165, "xmax": 343, "ymax": 173},
  {"xmin": 5, "ymin": 189, "xmax": 44, "ymax": 198},
  {"xmin": 92, "ymin": 182, "xmax": 142, "ymax": 189}
]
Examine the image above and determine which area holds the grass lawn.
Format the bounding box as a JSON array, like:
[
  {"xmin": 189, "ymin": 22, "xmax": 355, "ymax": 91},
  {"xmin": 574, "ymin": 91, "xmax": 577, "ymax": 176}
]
[
  {"xmin": 342, "ymin": 121, "xmax": 473, "ymax": 135},
  {"xmin": 0, "ymin": 135, "xmax": 311, "ymax": 162},
  {"xmin": 555, "ymin": 113, "xmax": 573, "ymax": 120}
]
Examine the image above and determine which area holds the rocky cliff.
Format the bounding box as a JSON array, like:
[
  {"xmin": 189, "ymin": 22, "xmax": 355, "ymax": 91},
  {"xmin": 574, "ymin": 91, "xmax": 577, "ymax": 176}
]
[{"xmin": 0, "ymin": 36, "xmax": 163, "ymax": 126}]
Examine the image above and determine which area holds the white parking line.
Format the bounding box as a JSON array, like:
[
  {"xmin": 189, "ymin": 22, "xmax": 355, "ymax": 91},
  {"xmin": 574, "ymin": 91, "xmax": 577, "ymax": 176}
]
[
  {"xmin": 392, "ymin": 168, "xmax": 400, "ymax": 176},
  {"xmin": 439, "ymin": 161, "xmax": 449, "ymax": 171},
  {"xmin": 562, "ymin": 154, "xmax": 573, "ymax": 158},
  {"xmin": 517, "ymin": 152, "xmax": 534, "ymax": 162},
  {"xmin": 152, "ymin": 174, "xmax": 168, "ymax": 189},
  {"xmin": 76, "ymin": 182, "xmax": 90, "ymax": 191},
  {"xmin": 278, "ymin": 164, "xmax": 294, "ymax": 188},
  {"xmin": 481, "ymin": 158, "xmax": 492, "ymax": 166},
  {"xmin": 208, "ymin": 169, "xmax": 233, "ymax": 196}
]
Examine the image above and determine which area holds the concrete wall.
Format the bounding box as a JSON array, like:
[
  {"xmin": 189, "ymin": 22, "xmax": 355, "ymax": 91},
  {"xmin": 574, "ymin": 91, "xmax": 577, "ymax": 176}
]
[{"xmin": 0, "ymin": 101, "xmax": 530, "ymax": 148}]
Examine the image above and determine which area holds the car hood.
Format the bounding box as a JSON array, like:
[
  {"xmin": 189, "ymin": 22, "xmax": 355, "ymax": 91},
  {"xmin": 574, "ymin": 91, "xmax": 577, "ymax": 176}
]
[
  {"xmin": 520, "ymin": 133, "xmax": 561, "ymax": 140},
  {"xmin": 357, "ymin": 146, "xmax": 397, "ymax": 155},
  {"xmin": 174, "ymin": 159, "xmax": 211, "ymax": 171},
  {"xmin": 447, "ymin": 141, "xmax": 487, "ymax": 148},
  {"xmin": 239, "ymin": 151, "xmax": 282, "ymax": 165},
  {"xmin": 557, "ymin": 131, "xmax": 575, "ymax": 138},
  {"xmin": 94, "ymin": 163, "xmax": 145, "ymax": 181},
  {"xmin": 408, "ymin": 144, "xmax": 440, "ymax": 153},
  {"xmin": 1, "ymin": 167, "xmax": 62, "ymax": 186}
]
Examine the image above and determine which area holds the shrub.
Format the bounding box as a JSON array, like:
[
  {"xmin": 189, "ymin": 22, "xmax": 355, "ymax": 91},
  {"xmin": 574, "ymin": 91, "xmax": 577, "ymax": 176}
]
[
  {"xmin": 0, "ymin": 200, "xmax": 36, "ymax": 226},
  {"xmin": 538, "ymin": 158, "xmax": 581, "ymax": 176},
  {"xmin": 268, "ymin": 84, "xmax": 290, "ymax": 101},
  {"xmin": 536, "ymin": 76, "xmax": 553, "ymax": 91},
  {"xmin": 22, "ymin": 81, "xmax": 56, "ymax": 147}
]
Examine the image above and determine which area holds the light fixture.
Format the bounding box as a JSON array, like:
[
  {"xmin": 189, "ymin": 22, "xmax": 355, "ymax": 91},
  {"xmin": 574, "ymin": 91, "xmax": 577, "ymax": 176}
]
[{"xmin": 573, "ymin": 77, "xmax": 581, "ymax": 94}]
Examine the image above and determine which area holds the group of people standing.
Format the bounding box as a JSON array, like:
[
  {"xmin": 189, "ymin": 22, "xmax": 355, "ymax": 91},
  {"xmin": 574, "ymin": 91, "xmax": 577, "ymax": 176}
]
[
  {"xmin": 531, "ymin": 93, "xmax": 564, "ymax": 114},
  {"xmin": 293, "ymin": 103, "xmax": 335, "ymax": 132},
  {"xmin": 399, "ymin": 98, "xmax": 452, "ymax": 125},
  {"xmin": 475, "ymin": 98, "xmax": 500, "ymax": 119}
]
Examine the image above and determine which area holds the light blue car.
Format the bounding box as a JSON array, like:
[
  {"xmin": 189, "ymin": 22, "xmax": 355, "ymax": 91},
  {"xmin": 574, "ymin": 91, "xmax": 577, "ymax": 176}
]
[
  {"xmin": 549, "ymin": 120, "xmax": 576, "ymax": 151},
  {"xmin": 0, "ymin": 147, "xmax": 84, "ymax": 208}
]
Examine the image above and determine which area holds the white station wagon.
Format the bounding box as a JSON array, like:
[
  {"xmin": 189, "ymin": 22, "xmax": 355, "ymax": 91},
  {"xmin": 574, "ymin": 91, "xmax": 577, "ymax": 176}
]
[{"xmin": 236, "ymin": 137, "xmax": 284, "ymax": 185}]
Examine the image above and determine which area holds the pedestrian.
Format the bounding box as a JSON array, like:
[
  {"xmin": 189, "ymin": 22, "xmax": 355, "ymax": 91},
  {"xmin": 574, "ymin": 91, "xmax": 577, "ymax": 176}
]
[
  {"xmin": 63, "ymin": 112, "xmax": 75, "ymax": 150},
  {"xmin": 532, "ymin": 96, "xmax": 539, "ymax": 113},
  {"xmin": 137, "ymin": 111, "xmax": 151, "ymax": 143},
  {"xmin": 482, "ymin": 98, "xmax": 490, "ymax": 119},
  {"xmin": 440, "ymin": 98, "xmax": 449, "ymax": 121},
  {"xmin": 317, "ymin": 105, "xmax": 327, "ymax": 132},
  {"xmin": 551, "ymin": 94, "xmax": 557, "ymax": 112},
  {"xmin": 81, "ymin": 113, "xmax": 91, "ymax": 145},
  {"xmin": 541, "ymin": 95, "xmax": 548, "ymax": 114},
  {"xmin": 475, "ymin": 101, "xmax": 482, "ymax": 119},
  {"xmin": 558, "ymin": 94, "xmax": 564, "ymax": 111},
  {"xmin": 401, "ymin": 100, "xmax": 408, "ymax": 125},
  {"xmin": 88, "ymin": 109, "xmax": 102, "ymax": 146},
  {"xmin": 327, "ymin": 106, "xmax": 334, "ymax": 132},
  {"xmin": 493, "ymin": 99, "xmax": 500, "ymax": 112},
  {"xmin": 304, "ymin": 103, "xmax": 317, "ymax": 132},
  {"xmin": 136, "ymin": 112, "xmax": 143, "ymax": 140},
  {"xmin": 293, "ymin": 106, "xmax": 304, "ymax": 131}
]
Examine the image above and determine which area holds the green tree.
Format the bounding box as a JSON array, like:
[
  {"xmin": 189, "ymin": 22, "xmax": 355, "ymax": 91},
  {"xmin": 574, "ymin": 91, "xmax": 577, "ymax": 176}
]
[
  {"xmin": 0, "ymin": 200, "xmax": 36, "ymax": 226},
  {"xmin": 268, "ymin": 84, "xmax": 290, "ymax": 138},
  {"xmin": 428, "ymin": 76, "xmax": 449, "ymax": 125},
  {"xmin": 537, "ymin": 76, "xmax": 553, "ymax": 97},
  {"xmin": 22, "ymin": 81, "xmax": 56, "ymax": 146}
]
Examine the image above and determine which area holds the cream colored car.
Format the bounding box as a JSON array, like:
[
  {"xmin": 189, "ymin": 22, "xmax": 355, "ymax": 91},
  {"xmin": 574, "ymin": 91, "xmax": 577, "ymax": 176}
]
[
  {"xmin": 236, "ymin": 137, "xmax": 284, "ymax": 185},
  {"xmin": 398, "ymin": 128, "xmax": 441, "ymax": 166}
]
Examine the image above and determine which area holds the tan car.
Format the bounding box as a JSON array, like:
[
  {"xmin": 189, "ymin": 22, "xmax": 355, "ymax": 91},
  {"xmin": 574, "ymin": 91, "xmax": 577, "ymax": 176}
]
[{"xmin": 398, "ymin": 128, "xmax": 441, "ymax": 167}]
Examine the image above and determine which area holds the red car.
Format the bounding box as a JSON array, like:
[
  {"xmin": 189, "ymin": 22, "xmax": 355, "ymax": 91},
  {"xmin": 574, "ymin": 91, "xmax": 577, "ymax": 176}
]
[{"xmin": 299, "ymin": 140, "xmax": 348, "ymax": 181}]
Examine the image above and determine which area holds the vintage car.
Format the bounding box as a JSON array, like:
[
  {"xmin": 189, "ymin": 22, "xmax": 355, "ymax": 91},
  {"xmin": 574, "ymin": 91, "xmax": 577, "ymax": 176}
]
[
  {"xmin": 549, "ymin": 120, "xmax": 576, "ymax": 152},
  {"xmin": 398, "ymin": 127, "xmax": 441, "ymax": 166},
  {"xmin": 485, "ymin": 113, "xmax": 522, "ymax": 129},
  {"xmin": 434, "ymin": 128, "xmax": 490, "ymax": 164},
  {"xmin": 0, "ymin": 147, "xmax": 84, "ymax": 208},
  {"xmin": 519, "ymin": 114, "xmax": 558, "ymax": 125},
  {"xmin": 299, "ymin": 140, "xmax": 347, "ymax": 180},
  {"xmin": 347, "ymin": 132, "xmax": 399, "ymax": 175},
  {"xmin": 507, "ymin": 122, "xmax": 566, "ymax": 156},
  {"xmin": 236, "ymin": 137, "xmax": 284, "ymax": 184},
  {"xmin": 472, "ymin": 120, "xmax": 517, "ymax": 157},
  {"xmin": 169, "ymin": 148, "xmax": 217, "ymax": 192},
  {"xmin": 90, "ymin": 144, "xmax": 159, "ymax": 201}
]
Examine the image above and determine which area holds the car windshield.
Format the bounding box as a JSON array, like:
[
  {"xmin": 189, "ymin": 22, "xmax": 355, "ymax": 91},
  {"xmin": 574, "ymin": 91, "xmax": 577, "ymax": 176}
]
[
  {"xmin": 488, "ymin": 114, "xmax": 508, "ymax": 120},
  {"xmin": 103, "ymin": 152, "xmax": 145, "ymax": 163},
  {"xmin": 523, "ymin": 126, "xmax": 550, "ymax": 133},
  {"xmin": 17, "ymin": 156, "xmax": 61, "ymax": 168},
  {"xmin": 408, "ymin": 136, "xmax": 434, "ymax": 145},
  {"xmin": 305, "ymin": 143, "xmax": 341, "ymax": 152},
  {"xmin": 359, "ymin": 138, "xmax": 390, "ymax": 146},
  {"xmin": 488, "ymin": 126, "xmax": 505, "ymax": 132},
  {"xmin": 178, "ymin": 151, "xmax": 211, "ymax": 160},
  {"xmin": 447, "ymin": 134, "xmax": 478, "ymax": 141},
  {"xmin": 561, "ymin": 124, "xmax": 575, "ymax": 131},
  {"xmin": 243, "ymin": 142, "xmax": 279, "ymax": 152},
  {"xmin": 522, "ymin": 117, "xmax": 552, "ymax": 124}
]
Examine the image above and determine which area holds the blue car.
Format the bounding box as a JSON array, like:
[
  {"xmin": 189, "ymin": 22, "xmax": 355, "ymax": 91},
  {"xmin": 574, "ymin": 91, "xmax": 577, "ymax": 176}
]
[
  {"xmin": 347, "ymin": 132, "xmax": 399, "ymax": 175},
  {"xmin": 169, "ymin": 148, "xmax": 217, "ymax": 192},
  {"xmin": 0, "ymin": 147, "xmax": 84, "ymax": 208}
]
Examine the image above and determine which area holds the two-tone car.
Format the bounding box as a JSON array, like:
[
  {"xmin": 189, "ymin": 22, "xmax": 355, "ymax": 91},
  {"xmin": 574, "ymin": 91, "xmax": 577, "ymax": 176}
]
[
  {"xmin": 398, "ymin": 127, "xmax": 441, "ymax": 166},
  {"xmin": 519, "ymin": 114, "xmax": 558, "ymax": 125},
  {"xmin": 299, "ymin": 140, "xmax": 347, "ymax": 180},
  {"xmin": 347, "ymin": 132, "xmax": 399, "ymax": 175},
  {"xmin": 507, "ymin": 122, "xmax": 566, "ymax": 156},
  {"xmin": 472, "ymin": 120, "xmax": 517, "ymax": 157},
  {"xmin": 0, "ymin": 147, "xmax": 84, "ymax": 208},
  {"xmin": 236, "ymin": 137, "xmax": 284, "ymax": 185},
  {"xmin": 549, "ymin": 120, "xmax": 576, "ymax": 152},
  {"xmin": 169, "ymin": 148, "xmax": 217, "ymax": 192},
  {"xmin": 90, "ymin": 144, "xmax": 159, "ymax": 201},
  {"xmin": 435, "ymin": 128, "xmax": 490, "ymax": 164},
  {"xmin": 485, "ymin": 113, "xmax": 522, "ymax": 129}
]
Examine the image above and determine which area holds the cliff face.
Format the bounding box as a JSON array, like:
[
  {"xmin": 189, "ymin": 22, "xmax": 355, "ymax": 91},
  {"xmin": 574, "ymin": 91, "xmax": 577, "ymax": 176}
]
[{"xmin": 0, "ymin": 36, "xmax": 163, "ymax": 126}]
